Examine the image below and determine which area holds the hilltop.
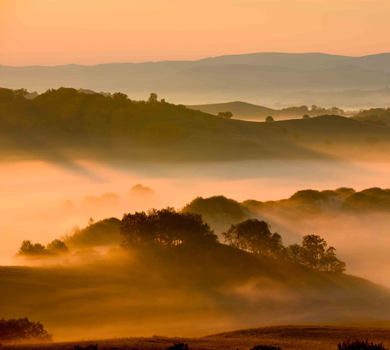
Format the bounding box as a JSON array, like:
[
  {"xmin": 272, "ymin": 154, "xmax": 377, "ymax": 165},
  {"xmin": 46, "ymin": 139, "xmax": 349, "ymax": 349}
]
[
  {"xmin": 186, "ymin": 101, "xmax": 277, "ymax": 121},
  {"xmin": 186, "ymin": 101, "xmax": 345, "ymax": 121},
  {"xmin": 1, "ymin": 88, "xmax": 390, "ymax": 166}
]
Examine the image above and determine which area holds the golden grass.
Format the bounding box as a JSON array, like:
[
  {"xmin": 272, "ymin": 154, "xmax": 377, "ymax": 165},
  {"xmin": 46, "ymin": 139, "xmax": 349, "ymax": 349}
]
[{"xmin": 3, "ymin": 325, "xmax": 390, "ymax": 350}]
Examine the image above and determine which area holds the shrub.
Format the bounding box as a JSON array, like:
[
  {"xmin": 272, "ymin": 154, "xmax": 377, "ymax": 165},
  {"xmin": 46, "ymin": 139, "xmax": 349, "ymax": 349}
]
[
  {"xmin": 250, "ymin": 346, "xmax": 282, "ymax": 350},
  {"xmin": 72, "ymin": 345, "xmax": 99, "ymax": 350},
  {"xmin": 167, "ymin": 344, "xmax": 191, "ymax": 350},
  {"xmin": 72, "ymin": 345, "xmax": 118, "ymax": 350},
  {"xmin": 337, "ymin": 340, "xmax": 388, "ymax": 350}
]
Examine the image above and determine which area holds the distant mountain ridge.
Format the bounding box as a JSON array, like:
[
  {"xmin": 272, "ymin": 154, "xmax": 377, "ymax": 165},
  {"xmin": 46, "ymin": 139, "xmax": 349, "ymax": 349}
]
[{"xmin": 1, "ymin": 52, "xmax": 390, "ymax": 105}]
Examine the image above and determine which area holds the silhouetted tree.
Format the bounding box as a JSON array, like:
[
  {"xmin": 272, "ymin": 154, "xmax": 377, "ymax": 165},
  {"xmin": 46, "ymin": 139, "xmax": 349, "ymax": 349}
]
[
  {"xmin": 265, "ymin": 116, "xmax": 274, "ymax": 122},
  {"xmin": 217, "ymin": 111, "xmax": 233, "ymax": 119},
  {"xmin": 0, "ymin": 317, "xmax": 52, "ymax": 344},
  {"xmin": 322, "ymin": 246, "xmax": 346, "ymax": 273},
  {"xmin": 167, "ymin": 344, "xmax": 191, "ymax": 350},
  {"xmin": 285, "ymin": 243, "xmax": 303, "ymax": 265},
  {"xmin": 297, "ymin": 234, "xmax": 346, "ymax": 273},
  {"xmin": 46, "ymin": 239, "xmax": 69, "ymax": 254},
  {"xmin": 112, "ymin": 92, "xmax": 128, "ymax": 102},
  {"xmin": 337, "ymin": 340, "xmax": 388, "ymax": 350},
  {"xmin": 250, "ymin": 346, "xmax": 282, "ymax": 350},
  {"xmin": 17, "ymin": 240, "xmax": 50, "ymax": 256},
  {"xmin": 300, "ymin": 234, "xmax": 327, "ymax": 269},
  {"xmin": 302, "ymin": 114, "xmax": 310, "ymax": 119},
  {"xmin": 148, "ymin": 93, "xmax": 158, "ymax": 104},
  {"xmin": 223, "ymin": 219, "xmax": 284, "ymax": 257},
  {"xmin": 63, "ymin": 218, "xmax": 121, "ymax": 249},
  {"xmin": 120, "ymin": 208, "xmax": 217, "ymax": 248}
]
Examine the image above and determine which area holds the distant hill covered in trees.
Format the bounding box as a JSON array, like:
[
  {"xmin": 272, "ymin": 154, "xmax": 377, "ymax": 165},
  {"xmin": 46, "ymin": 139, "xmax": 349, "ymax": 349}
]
[
  {"xmin": 1, "ymin": 88, "xmax": 390, "ymax": 164},
  {"xmin": 186, "ymin": 101, "xmax": 346, "ymax": 121}
]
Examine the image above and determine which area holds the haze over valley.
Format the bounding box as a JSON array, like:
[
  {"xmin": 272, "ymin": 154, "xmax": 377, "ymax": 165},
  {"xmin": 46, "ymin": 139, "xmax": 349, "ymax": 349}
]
[{"xmin": 2, "ymin": 1, "xmax": 390, "ymax": 348}]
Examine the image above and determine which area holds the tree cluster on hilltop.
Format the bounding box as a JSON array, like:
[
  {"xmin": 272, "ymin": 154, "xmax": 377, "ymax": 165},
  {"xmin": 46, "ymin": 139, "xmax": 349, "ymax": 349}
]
[
  {"xmin": 17, "ymin": 218, "xmax": 121, "ymax": 257},
  {"xmin": 120, "ymin": 208, "xmax": 218, "ymax": 248},
  {"xmin": 0, "ymin": 87, "xmax": 209, "ymax": 143},
  {"xmin": 352, "ymin": 107, "xmax": 390, "ymax": 127},
  {"xmin": 243, "ymin": 187, "xmax": 390, "ymax": 214},
  {"xmin": 63, "ymin": 218, "xmax": 121, "ymax": 249},
  {"xmin": 17, "ymin": 239, "xmax": 68, "ymax": 257},
  {"xmin": 16, "ymin": 202, "xmax": 346, "ymax": 273},
  {"xmin": 223, "ymin": 219, "xmax": 345, "ymax": 272},
  {"xmin": 120, "ymin": 208, "xmax": 345, "ymax": 273}
]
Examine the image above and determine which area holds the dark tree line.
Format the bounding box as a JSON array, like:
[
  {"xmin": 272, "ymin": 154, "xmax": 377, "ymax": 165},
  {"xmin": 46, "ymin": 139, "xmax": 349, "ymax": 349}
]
[
  {"xmin": 120, "ymin": 208, "xmax": 218, "ymax": 248},
  {"xmin": 120, "ymin": 208, "xmax": 345, "ymax": 273},
  {"xmin": 0, "ymin": 318, "xmax": 52, "ymax": 344},
  {"xmin": 16, "ymin": 206, "xmax": 346, "ymax": 273},
  {"xmin": 17, "ymin": 239, "xmax": 68, "ymax": 257},
  {"xmin": 0, "ymin": 88, "xmax": 203, "ymax": 143},
  {"xmin": 222, "ymin": 219, "xmax": 346, "ymax": 273}
]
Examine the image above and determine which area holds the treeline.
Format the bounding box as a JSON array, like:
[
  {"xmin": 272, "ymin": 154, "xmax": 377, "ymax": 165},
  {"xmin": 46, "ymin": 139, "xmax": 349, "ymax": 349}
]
[
  {"xmin": 120, "ymin": 208, "xmax": 345, "ymax": 272},
  {"xmin": 181, "ymin": 188, "xmax": 390, "ymax": 229},
  {"xmin": 279, "ymin": 105, "xmax": 346, "ymax": 117},
  {"xmin": 352, "ymin": 107, "xmax": 390, "ymax": 127},
  {"xmin": 16, "ymin": 208, "xmax": 346, "ymax": 273},
  {"xmin": 17, "ymin": 239, "xmax": 68, "ymax": 257},
  {"xmin": 223, "ymin": 219, "xmax": 345, "ymax": 272},
  {"xmin": 243, "ymin": 187, "xmax": 390, "ymax": 214},
  {"xmin": 17, "ymin": 218, "xmax": 120, "ymax": 257},
  {"xmin": 0, "ymin": 317, "xmax": 52, "ymax": 344},
  {"xmin": 0, "ymin": 87, "xmax": 211, "ymax": 142}
]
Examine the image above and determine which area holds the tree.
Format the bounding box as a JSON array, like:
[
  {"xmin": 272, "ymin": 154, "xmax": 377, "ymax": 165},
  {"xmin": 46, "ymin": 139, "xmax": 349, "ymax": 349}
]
[
  {"xmin": 148, "ymin": 93, "xmax": 158, "ymax": 104},
  {"xmin": 285, "ymin": 244, "xmax": 303, "ymax": 265},
  {"xmin": 337, "ymin": 340, "xmax": 387, "ymax": 350},
  {"xmin": 112, "ymin": 92, "xmax": 128, "ymax": 102},
  {"xmin": 302, "ymin": 114, "xmax": 310, "ymax": 119},
  {"xmin": 63, "ymin": 218, "xmax": 121, "ymax": 248},
  {"xmin": 223, "ymin": 219, "xmax": 284, "ymax": 257},
  {"xmin": 217, "ymin": 111, "xmax": 233, "ymax": 119},
  {"xmin": 298, "ymin": 235, "xmax": 346, "ymax": 273},
  {"xmin": 46, "ymin": 239, "xmax": 69, "ymax": 254},
  {"xmin": 322, "ymin": 246, "xmax": 346, "ymax": 273},
  {"xmin": 300, "ymin": 235, "xmax": 327, "ymax": 269},
  {"xmin": 120, "ymin": 208, "xmax": 217, "ymax": 248},
  {"xmin": 0, "ymin": 317, "xmax": 52, "ymax": 344},
  {"xmin": 17, "ymin": 240, "xmax": 49, "ymax": 256},
  {"xmin": 265, "ymin": 116, "xmax": 274, "ymax": 122}
]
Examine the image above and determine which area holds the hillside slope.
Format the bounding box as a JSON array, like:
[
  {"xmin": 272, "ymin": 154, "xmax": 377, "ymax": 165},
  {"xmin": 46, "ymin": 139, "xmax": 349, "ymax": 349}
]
[
  {"xmin": 1, "ymin": 243, "xmax": 390, "ymax": 341},
  {"xmin": 186, "ymin": 101, "xmax": 276, "ymax": 121},
  {"xmin": 1, "ymin": 88, "xmax": 390, "ymax": 165}
]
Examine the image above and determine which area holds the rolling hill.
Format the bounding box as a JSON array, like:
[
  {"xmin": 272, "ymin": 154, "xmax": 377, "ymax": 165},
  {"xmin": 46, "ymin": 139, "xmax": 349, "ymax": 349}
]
[
  {"xmin": 3, "ymin": 326, "xmax": 390, "ymax": 350},
  {"xmin": 186, "ymin": 101, "xmax": 276, "ymax": 121},
  {"xmin": 185, "ymin": 101, "xmax": 343, "ymax": 121},
  {"xmin": 2, "ymin": 242, "xmax": 390, "ymax": 342},
  {"xmin": 1, "ymin": 88, "xmax": 390, "ymax": 166}
]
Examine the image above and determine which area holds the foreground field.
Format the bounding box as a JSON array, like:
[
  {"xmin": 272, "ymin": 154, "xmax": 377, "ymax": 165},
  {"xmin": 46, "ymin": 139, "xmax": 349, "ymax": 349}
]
[{"xmin": 3, "ymin": 326, "xmax": 390, "ymax": 350}]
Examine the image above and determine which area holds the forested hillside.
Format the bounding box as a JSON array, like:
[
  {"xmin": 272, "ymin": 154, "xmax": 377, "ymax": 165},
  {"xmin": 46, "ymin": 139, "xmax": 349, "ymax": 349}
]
[{"xmin": 1, "ymin": 88, "xmax": 390, "ymax": 164}]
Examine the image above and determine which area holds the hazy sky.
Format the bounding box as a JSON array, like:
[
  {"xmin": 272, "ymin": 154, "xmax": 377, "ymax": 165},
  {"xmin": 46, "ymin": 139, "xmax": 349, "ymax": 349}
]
[{"xmin": 1, "ymin": 0, "xmax": 390, "ymax": 66}]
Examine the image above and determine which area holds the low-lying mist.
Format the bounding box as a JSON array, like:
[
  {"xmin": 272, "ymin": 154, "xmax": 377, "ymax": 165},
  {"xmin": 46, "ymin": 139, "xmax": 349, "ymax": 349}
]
[{"xmin": 2, "ymin": 158, "xmax": 390, "ymax": 287}]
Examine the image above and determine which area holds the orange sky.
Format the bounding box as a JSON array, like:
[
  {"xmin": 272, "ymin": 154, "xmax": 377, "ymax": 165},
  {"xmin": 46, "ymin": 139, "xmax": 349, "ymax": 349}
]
[{"xmin": 1, "ymin": 0, "xmax": 390, "ymax": 66}]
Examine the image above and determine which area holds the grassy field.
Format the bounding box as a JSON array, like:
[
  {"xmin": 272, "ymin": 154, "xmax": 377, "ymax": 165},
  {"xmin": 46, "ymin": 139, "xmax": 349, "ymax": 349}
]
[{"xmin": 3, "ymin": 326, "xmax": 390, "ymax": 350}]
